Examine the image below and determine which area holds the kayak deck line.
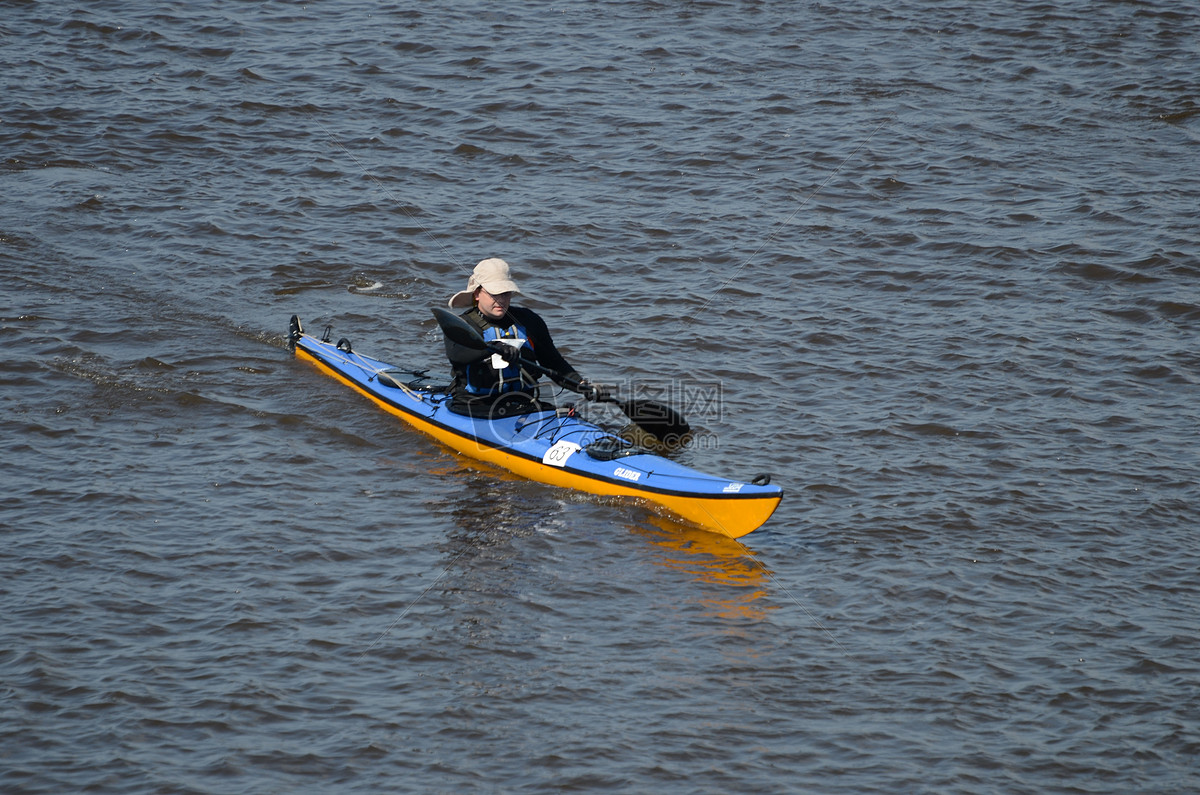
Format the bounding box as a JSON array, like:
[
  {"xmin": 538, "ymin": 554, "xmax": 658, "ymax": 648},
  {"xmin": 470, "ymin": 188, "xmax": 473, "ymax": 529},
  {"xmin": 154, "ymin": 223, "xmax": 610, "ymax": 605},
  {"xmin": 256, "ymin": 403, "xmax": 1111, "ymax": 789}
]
[{"xmin": 290, "ymin": 324, "xmax": 782, "ymax": 537}]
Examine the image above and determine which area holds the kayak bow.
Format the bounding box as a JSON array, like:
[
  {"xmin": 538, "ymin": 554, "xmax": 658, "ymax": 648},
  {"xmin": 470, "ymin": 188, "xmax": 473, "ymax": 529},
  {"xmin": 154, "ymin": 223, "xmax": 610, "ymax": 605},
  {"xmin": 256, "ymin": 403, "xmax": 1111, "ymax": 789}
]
[{"xmin": 287, "ymin": 316, "xmax": 782, "ymax": 538}]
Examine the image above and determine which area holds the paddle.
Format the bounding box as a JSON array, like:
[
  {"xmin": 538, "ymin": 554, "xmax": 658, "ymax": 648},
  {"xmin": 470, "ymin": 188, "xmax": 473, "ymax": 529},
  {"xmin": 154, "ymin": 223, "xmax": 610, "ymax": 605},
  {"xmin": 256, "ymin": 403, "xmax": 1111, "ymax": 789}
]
[{"xmin": 431, "ymin": 307, "xmax": 690, "ymax": 444}]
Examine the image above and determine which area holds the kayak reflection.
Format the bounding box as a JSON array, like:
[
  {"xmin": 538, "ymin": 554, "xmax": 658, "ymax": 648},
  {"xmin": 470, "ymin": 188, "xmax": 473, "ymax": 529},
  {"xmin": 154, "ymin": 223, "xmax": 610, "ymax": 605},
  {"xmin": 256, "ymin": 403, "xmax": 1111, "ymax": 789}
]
[
  {"xmin": 630, "ymin": 514, "xmax": 775, "ymax": 623},
  {"xmin": 426, "ymin": 465, "xmax": 775, "ymax": 627}
]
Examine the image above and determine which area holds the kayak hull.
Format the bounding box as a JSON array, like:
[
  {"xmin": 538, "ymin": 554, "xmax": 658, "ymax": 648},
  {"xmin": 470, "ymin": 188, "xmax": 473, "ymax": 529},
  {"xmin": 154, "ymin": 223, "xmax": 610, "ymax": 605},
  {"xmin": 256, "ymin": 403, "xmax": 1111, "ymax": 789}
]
[{"xmin": 290, "ymin": 322, "xmax": 782, "ymax": 538}]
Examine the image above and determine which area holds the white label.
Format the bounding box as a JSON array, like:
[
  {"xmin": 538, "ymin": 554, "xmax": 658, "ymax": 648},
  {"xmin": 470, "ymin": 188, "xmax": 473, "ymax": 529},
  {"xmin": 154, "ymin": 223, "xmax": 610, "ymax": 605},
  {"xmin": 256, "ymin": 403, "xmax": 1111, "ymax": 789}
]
[
  {"xmin": 542, "ymin": 440, "xmax": 582, "ymax": 467},
  {"xmin": 722, "ymin": 482, "xmax": 744, "ymax": 493},
  {"xmin": 614, "ymin": 467, "xmax": 641, "ymax": 482}
]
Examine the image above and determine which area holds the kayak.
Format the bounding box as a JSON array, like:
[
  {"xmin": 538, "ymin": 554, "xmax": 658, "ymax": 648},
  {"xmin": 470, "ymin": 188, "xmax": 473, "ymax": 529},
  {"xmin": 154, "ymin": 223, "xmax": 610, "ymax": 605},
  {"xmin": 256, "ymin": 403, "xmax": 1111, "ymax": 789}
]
[{"xmin": 287, "ymin": 316, "xmax": 782, "ymax": 538}]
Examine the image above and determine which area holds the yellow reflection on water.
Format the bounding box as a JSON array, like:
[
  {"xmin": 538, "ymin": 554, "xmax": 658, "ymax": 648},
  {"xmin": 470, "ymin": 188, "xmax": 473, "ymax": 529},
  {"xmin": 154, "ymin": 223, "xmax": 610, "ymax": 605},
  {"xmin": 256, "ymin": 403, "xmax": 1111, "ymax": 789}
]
[{"xmin": 631, "ymin": 513, "xmax": 776, "ymax": 622}]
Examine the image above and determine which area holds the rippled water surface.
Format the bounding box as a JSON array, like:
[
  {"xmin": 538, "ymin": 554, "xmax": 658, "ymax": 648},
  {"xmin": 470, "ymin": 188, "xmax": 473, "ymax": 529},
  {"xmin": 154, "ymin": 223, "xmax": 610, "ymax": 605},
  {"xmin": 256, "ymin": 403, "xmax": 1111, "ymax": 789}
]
[{"xmin": 4, "ymin": 1, "xmax": 1199, "ymax": 792}]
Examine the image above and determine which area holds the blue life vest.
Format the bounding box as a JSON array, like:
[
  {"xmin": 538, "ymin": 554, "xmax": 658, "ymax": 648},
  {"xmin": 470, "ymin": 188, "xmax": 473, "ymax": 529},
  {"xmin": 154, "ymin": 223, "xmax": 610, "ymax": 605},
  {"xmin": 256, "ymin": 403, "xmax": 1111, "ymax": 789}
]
[{"xmin": 464, "ymin": 321, "xmax": 536, "ymax": 395}]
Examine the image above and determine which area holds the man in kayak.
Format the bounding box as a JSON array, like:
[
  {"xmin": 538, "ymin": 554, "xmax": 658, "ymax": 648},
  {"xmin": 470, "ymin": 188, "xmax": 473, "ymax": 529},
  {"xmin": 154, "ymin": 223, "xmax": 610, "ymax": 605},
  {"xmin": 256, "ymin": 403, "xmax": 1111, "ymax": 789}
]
[{"xmin": 443, "ymin": 258, "xmax": 596, "ymax": 417}]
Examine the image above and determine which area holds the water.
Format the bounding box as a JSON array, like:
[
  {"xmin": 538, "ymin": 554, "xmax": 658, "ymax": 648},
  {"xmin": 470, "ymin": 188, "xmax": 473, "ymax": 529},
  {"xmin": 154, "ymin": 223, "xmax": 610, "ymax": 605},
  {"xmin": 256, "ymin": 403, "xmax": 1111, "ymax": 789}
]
[{"xmin": 4, "ymin": 1, "xmax": 1199, "ymax": 792}]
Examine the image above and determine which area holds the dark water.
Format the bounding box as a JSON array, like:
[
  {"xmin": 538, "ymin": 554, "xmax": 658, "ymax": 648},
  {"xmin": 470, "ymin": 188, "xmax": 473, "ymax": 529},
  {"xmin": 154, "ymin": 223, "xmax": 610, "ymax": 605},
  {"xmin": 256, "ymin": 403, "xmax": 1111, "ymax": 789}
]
[{"xmin": 4, "ymin": 1, "xmax": 1199, "ymax": 792}]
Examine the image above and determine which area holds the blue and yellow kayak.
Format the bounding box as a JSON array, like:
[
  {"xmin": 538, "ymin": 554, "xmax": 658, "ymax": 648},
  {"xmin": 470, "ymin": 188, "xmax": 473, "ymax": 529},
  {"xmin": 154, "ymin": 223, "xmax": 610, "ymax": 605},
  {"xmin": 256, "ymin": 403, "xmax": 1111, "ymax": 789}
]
[{"xmin": 288, "ymin": 317, "xmax": 782, "ymax": 538}]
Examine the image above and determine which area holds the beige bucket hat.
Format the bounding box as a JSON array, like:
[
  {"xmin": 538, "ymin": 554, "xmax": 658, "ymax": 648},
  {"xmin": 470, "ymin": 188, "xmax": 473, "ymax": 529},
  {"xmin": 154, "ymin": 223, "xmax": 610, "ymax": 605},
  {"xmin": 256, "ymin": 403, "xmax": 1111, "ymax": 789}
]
[{"xmin": 447, "ymin": 258, "xmax": 523, "ymax": 309}]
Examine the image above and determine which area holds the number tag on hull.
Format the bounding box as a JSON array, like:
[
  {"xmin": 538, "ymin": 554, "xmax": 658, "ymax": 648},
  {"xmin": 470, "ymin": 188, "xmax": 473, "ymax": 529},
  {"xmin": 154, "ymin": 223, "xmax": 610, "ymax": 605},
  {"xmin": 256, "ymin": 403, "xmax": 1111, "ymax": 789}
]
[{"xmin": 542, "ymin": 440, "xmax": 582, "ymax": 467}]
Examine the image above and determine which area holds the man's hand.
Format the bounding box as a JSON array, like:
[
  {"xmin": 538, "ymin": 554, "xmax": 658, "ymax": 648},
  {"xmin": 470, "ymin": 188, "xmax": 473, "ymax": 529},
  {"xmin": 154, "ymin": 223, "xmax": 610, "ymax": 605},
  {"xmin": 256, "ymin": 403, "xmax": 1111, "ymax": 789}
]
[
  {"xmin": 487, "ymin": 341, "xmax": 523, "ymax": 367},
  {"xmin": 578, "ymin": 379, "xmax": 612, "ymax": 402}
]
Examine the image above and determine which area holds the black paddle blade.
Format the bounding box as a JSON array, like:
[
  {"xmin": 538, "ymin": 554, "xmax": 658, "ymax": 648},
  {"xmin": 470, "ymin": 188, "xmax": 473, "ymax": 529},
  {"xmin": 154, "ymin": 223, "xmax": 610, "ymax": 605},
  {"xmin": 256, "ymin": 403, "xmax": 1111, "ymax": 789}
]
[
  {"xmin": 620, "ymin": 399, "xmax": 691, "ymax": 445},
  {"xmin": 431, "ymin": 307, "xmax": 487, "ymax": 349}
]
